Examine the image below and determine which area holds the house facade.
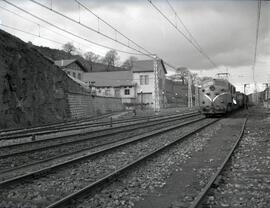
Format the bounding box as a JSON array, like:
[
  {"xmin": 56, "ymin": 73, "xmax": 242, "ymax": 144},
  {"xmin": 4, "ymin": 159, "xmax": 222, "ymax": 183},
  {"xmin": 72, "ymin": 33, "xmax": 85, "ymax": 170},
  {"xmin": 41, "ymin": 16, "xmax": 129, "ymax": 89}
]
[
  {"xmin": 83, "ymin": 71, "xmax": 136, "ymax": 104},
  {"xmin": 54, "ymin": 59, "xmax": 87, "ymax": 81},
  {"xmin": 132, "ymin": 59, "xmax": 167, "ymax": 110}
]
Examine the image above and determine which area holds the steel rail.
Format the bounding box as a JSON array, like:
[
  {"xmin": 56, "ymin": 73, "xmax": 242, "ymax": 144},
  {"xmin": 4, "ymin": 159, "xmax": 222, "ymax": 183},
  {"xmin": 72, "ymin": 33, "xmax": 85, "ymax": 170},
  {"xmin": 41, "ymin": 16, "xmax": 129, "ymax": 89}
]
[
  {"xmin": 0, "ymin": 117, "xmax": 207, "ymax": 187},
  {"xmin": 0, "ymin": 113, "xmax": 200, "ymax": 162},
  {"xmin": 45, "ymin": 118, "xmax": 219, "ymax": 208},
  {"xmin": 0, "ymin": 112, "xmax": 199, "ymax": 152},
  {"xmin": 0, "ymin": 112, "xmax": 116, "ymax": 135},
  {"xmin": 0, "ymin": 111, "xmax": 197, "ymax": 141},
  {"xmin": 0, "ymin": 114, "xmax": 139, "ymax": 139},
  {"xmin": 0, "ymin": 115, "xmax": 201, "ymax": 175},
  {"xmin": 188, "ymin": 117, "xmax": 248, "ymax": 208}
]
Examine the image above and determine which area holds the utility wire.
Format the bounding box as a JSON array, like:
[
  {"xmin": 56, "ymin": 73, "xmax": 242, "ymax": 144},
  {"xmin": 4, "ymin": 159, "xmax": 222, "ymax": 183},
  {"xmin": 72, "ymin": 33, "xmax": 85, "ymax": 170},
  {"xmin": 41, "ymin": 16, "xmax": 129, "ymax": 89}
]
[
  {"xmin": 147, "ymin": 0, "xmax": 217, "ymax": 68},
  {"xmin": 0, "ymin": 23, "xmax": 64, "ymax": 45},
  {"xmin": 75, "ymin": 0, "xmax": 153, "ymax": 56},
  {"xmin": 75, "ymin": 0, "xmax": 177, "ymax": 71},
  {"xmin": 0, "ymin": 4, "xmax": 99, "ymax": 54},
  {"xmin": 28, "ymin": 0, "xmax": 153, "ymax": 58},
  {"xmin": 2, "ymin": 0, "xmax": 178, "ymax": 71},
  {"xmin": 29, "ymin": 0, "xmax": 178, "ymax": 70},
  {"xmin": 166, "ymin": 0, "xmax": 203, "ymax": 52},
  {"xmin": 252, "ymin": 0, "xmax": 262, "ymax": 86},
  {"xmin": 2, "ymin": 0, "xmax": 145, "ymax": 56}
]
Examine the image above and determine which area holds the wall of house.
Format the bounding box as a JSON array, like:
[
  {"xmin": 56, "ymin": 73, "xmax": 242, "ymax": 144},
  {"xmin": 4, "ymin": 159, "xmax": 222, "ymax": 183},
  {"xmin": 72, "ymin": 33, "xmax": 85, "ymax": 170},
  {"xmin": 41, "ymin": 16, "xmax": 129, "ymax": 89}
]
[
  {"xmin": 95, "ymin": 86, "xmax": 136, "ymax": 100},
  {"xmin": 132, "ymin": 61, "xmax": 167, "ymax": 108},
  {"xmin": 120, "ymin": 86, "xmax": 136, "ymax": 98},
  {"xmin": 64, "ymin": 63, "xmax": 84, "ymax": 81}
]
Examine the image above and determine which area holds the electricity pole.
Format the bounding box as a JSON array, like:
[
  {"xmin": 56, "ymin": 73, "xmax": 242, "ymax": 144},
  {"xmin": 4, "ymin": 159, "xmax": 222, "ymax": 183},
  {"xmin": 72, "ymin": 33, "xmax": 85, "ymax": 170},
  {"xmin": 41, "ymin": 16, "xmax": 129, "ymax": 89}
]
[
  {"xmin": 188, "ymin": 73, "xmax": 193, "ymax": 108},
  {"xmin": 153, "ymin": 56, "xmax": 160, "ymax": 112}
]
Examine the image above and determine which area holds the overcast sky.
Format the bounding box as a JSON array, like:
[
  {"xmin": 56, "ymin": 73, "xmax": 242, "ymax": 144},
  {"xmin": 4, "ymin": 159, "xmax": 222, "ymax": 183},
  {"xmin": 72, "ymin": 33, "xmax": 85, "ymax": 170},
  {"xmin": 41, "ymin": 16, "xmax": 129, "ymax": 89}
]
[{"xmin": 0, "ymin": 0, "xmax": 269, "ymax": 93}]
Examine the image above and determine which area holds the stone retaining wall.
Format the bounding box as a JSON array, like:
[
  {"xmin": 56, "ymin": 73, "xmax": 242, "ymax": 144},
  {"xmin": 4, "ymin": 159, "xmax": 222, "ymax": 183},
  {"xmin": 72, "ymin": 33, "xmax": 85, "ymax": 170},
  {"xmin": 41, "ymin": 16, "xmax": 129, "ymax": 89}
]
[{"xmin": 67, "ymin": 92, "xmax": 124, "ymax": 119}]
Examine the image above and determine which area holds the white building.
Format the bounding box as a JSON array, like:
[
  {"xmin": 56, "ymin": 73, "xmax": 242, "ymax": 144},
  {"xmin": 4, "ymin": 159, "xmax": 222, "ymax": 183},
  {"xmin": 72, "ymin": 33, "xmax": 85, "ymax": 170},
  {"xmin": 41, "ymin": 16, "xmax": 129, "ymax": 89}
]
[
  {"xmin": 83, "ymin": 71, "xmax": 136, "ymax": 104},
  {"xmin": 132, "ymin": 59, "xmax": 167, "ymax": 109}
]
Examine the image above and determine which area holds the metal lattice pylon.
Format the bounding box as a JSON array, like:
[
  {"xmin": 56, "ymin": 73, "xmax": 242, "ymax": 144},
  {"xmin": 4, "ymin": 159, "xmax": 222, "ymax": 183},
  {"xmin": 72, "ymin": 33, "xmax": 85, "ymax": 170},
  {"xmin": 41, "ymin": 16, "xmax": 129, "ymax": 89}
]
[
  {"xmin": 195, "ymin": 79, "xmax": 199, "ymax": 107},
  {"xmin": 153, "ymin": 57, "xmax": 160, "ymax": 112},
  {"xmin": 188, "ymin": 74, "xmax": 193, "ymax": 108}
]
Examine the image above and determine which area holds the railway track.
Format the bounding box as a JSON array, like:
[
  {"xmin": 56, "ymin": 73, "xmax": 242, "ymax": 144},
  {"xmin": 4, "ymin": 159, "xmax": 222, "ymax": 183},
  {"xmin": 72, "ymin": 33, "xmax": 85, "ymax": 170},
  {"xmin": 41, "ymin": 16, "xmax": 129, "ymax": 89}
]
[
  {"xmin": 188, "ymin": 117, "xmax": 248, "ymax": 208},
  {"xmin": 0, "ymin": 112, "xmax": 200, "ymax": 171},
  {"xmin": 0, "ymin": 112, "xmax": 117, "ymax": 137},
  {"xmin": 0, "ymin": 112, "xmax": 202, "ymax": 179},
  {"xmin": 0, "ymin": 111, "xmax": 197, "ymax": 145},
  {"xmin": 0, "ymin": 117, "xmax": 217, "ymax": 208}
]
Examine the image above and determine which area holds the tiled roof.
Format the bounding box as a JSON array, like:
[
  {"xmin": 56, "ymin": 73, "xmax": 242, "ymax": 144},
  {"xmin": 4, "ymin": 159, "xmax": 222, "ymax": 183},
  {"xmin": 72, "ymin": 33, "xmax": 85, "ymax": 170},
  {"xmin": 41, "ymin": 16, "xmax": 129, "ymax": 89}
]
[
  {"xmin": 83, "ymin": 71, "xmax": 134, "ymax": 87},
  {"xmin": 132, "ymin": 59, "xmax": 167, "ymax": 74},
  {"xmin": 54, "ymin": 59, "xmax": 88, "ymax": 72},
  {"xmin": 89, "ymin": 62, "xmax": 128, "ymax": 72}
]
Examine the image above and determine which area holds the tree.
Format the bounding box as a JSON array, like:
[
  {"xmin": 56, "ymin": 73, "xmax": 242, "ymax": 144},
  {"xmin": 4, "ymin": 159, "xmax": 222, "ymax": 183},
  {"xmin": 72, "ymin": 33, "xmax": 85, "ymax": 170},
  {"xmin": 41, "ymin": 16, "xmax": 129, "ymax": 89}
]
[
  {"xmin": 167, "ymin": 67, "xmax": 189, "ymax": 84},
  {"xmin": 62, "ymin": 42, "xmax": 76, "ymax": 54},
  {"xmin": 121, "ymin": 56, "xmax": 138, "ymax": 70},
  {"xmin": 176, "ymin": 67, "xmax": 190, "ymax": 84},
  {"xmin": 84, "ymin": 51, "xmax": 101, "ymax": 63},
  {"xmin": 102, "ymin": 50, "xmax": 120, "ymax": 67}
]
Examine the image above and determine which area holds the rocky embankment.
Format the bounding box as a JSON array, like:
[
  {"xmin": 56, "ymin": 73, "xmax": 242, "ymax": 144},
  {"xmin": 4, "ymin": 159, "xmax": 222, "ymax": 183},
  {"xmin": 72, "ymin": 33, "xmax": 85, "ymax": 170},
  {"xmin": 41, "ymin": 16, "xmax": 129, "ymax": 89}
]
[{"xmin": 0, "ymin": 29, "xmax": 88, "ymax": 129}]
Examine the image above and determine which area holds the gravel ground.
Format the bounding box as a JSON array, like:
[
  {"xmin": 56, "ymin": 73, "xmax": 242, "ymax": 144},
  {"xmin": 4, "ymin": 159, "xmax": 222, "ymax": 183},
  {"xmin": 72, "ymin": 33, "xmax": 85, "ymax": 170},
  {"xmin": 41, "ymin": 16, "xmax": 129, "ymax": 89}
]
[
  {"xmin": 73, "ymin": 118, "xmax": 223, "ymax": 208},
  {"xmin": 0, "ymin": 118, "xmax": 210, "ymax": 208},
  {"xmin": 0, "ymin": 114, "xmax": 201, "ymax": 171},
  {"xmin": 71, "ymin": 113, "xmax": 246, "ymax": 208},
  {"xmin": 203, "ymin": 107, "xmax": 270, "ymax": 208}
]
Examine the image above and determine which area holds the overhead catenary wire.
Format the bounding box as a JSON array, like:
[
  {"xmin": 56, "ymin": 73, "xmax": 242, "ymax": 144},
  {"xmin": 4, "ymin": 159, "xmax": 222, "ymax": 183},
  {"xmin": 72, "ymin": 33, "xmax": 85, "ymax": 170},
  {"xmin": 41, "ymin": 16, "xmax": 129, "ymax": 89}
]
[
  {"xmin": 30, "ymin": 0, "xmax": 178, "ymax": 70},
  {"xmin": 165, "ymin": 0, "xmax": 203, "ymax": 52},
  {"xmin": 2, "ymin": 0, "xmax": 145, "ymax": 56},
  {"xmin": 75, "ymin": 0, "xmax": 177, "ymax": 71},
  {"xmin": 252, "ymin": 0, "xmax": 262, "ymax": 87},
  {"xmin": 2, "ymin": 0, "xmax": 178, "ymax": 71},
  {"xmin": 0, "ymin": 23, "xmax": 64, "ymax": 45},
  {"xmin": 0, "ymin": 4, "xmax": 101, "ymax": 55},
  {"xmin": 75, "ymin": 0, "xmax": 154, "ymax": 56},
  {"xmin": 147, "ymin": 0, "xmax": 217, "ymax": 69},
  {"xmin": 28, "ymin": 0, "xmax": 154, "ymax": 58}
]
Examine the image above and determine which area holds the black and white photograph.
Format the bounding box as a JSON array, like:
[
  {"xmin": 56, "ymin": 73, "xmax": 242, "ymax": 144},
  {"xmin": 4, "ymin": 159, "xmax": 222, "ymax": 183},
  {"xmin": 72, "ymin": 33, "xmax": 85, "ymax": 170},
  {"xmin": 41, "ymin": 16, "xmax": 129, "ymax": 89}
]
[{"xmin": 0, "ymin": 0, "xmax": 269, "ymax": 207}]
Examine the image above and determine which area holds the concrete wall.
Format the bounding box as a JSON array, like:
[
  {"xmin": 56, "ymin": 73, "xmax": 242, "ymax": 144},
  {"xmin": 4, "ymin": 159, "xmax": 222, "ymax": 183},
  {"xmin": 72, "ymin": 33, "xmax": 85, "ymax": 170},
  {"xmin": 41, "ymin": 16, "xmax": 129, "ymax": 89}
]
[{"xmin": 67, "ymin": 92, "xmax": 124, "ymax": 119}]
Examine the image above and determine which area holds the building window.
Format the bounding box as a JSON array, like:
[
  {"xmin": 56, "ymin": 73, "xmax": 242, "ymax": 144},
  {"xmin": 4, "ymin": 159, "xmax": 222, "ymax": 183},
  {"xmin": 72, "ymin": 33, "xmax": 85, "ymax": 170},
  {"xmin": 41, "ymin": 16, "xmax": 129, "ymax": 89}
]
[
  {"xmin": 73, "ymin": 72, "xmax": 76, "ymax": 78},
  {"xmin": 77, "ymin": 73, "xmax": 81, "ymax": 80},
  {"xmin": 105, "ymin": 89, "xmax": 110, "ymax": 96},
  {"xmin": 124, "ymin": 89, "xmax": 130, "ymax": 95},
  {"xmin": 140, "ymin": 75, "xmax": 149, "ymax": 85}
]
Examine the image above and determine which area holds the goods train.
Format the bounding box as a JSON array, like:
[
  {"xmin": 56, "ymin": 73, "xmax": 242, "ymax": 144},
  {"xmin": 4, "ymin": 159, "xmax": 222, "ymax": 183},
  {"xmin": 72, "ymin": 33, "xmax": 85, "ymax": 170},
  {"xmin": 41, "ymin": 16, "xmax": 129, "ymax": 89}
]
[{"xmin": 200, "ymin": 78, "xmax": 247, "ymax": 116}]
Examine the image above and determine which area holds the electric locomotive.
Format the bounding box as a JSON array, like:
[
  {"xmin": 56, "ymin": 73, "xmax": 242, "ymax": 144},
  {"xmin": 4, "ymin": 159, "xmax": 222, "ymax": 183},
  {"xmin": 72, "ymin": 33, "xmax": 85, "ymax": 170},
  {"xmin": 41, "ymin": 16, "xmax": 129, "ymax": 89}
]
[{"xmin": 200, "ymin": 78, "xmax": 237, "ymax": 116}]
